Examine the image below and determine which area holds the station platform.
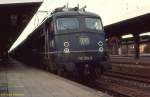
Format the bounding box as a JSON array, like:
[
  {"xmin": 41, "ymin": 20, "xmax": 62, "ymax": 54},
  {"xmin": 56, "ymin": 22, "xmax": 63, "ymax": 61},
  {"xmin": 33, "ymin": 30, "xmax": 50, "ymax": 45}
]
[
  {"xmin": 111, "ymin": 56, "xmax": 150, "ymax": 65},
  {"xmin": 0, "ymin": 58, "xmax": 111, "ymax": 97}
]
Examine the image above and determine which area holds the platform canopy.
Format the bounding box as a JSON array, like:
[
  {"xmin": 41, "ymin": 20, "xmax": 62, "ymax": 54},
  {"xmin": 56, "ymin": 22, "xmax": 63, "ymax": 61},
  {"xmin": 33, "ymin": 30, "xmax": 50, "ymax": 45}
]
[
  {"xmin": 0, "ymin": 0, "xmax": 42, "ymax": 4},
  {"xmin": 0, "ymin": 0, "xmax": 42, "ymax": 54}
]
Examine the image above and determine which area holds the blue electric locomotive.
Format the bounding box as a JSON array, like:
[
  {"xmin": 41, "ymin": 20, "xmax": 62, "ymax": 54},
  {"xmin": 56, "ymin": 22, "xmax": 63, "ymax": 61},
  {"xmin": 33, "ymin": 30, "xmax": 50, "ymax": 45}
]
[{"xmin": 26, "ymin": 6, "xmax": 111, "ymax": 78}]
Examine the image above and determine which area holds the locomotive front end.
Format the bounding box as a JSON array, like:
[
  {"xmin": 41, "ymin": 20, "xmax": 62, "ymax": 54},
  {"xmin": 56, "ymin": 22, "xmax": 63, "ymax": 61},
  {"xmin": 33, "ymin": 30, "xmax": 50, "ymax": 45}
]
[
  {"xmin": 55, "ymin": 16, "xmax": 104, "ymax": 58},
  {"xmin": 53, "ymin": 12, "xmax": 111, "ymax": 74}
]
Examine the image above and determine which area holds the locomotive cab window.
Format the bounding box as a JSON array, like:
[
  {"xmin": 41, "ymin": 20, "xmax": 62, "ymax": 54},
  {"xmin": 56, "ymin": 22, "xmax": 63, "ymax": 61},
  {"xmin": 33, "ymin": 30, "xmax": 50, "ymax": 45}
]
[
  {"xmin": 85, "ymin": 18, "xmax": 102, "ymax": 31},
  {"xmin": 56, "ymin": 18, "xmax": 79, "ymax": 31}
]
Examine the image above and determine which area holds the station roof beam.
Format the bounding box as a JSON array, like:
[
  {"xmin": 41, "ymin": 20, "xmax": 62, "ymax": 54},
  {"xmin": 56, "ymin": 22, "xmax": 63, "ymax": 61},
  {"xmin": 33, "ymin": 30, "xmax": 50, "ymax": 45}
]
[{"xmin": 0, "ymin": 0, "xmax": 42, "ymax": 53}]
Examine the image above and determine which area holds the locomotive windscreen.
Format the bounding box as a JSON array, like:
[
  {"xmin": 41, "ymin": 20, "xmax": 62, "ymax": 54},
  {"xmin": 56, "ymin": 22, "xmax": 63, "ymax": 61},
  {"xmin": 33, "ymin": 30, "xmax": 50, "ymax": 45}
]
[
  {"xmin": 85, "ymin": 18, "xmax": 102, "ymax": 31},
  {"xmin": 56, "ymin": 18, "xmax": 79, "ymax": 31},
  {"xmin": 56, "ymin": 16, "xmax": 103, "ymax": 33}
]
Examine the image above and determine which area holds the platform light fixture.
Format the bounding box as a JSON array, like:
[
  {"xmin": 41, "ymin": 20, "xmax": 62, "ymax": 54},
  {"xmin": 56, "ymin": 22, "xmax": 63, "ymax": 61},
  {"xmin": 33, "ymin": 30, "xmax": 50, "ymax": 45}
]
[
  {"xmin": 122, "ymin": 34, "xmax": 133, "ymax": 39},
  {"xmin": 140, "ymin": 32, "xmax": 150, "ymax": 36}
]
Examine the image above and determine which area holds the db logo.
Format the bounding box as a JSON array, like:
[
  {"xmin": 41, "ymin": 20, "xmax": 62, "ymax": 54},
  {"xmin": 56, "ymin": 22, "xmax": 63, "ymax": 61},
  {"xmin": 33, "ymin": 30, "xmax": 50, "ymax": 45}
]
[{"xmin": 79, "ymin": 37, "xmax": 90, "ymax": 46}]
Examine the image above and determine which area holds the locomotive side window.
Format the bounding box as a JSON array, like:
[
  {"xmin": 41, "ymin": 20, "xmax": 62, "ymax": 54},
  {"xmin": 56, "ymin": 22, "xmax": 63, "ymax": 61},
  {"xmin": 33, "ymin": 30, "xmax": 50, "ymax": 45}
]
[
  {"xmin": 56, "ymin": 18, "xmax": 79, "ymax": 30},
  {"xmin": 85, "ymin": 18, "xmax": 102, "ymax": 30}
]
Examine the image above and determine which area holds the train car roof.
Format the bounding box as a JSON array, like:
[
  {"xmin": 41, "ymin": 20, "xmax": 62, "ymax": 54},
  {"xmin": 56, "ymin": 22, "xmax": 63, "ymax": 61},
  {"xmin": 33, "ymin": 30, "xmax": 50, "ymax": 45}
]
[{"xmin": 52, "ymin": 11, "xmax": 100, "ymax": 18}]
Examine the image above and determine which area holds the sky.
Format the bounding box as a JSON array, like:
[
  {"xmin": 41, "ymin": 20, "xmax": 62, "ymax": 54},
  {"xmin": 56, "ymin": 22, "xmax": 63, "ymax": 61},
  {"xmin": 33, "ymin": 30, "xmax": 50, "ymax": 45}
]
[{"xmin": 8, "ymin": 0, "xmax": 150, "ymax": 52}]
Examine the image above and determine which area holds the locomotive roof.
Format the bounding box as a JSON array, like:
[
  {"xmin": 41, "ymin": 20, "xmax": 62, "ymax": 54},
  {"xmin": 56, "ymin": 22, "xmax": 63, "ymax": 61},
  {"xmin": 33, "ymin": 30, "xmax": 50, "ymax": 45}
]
[
  {"xmin": 31, "ymin": 11, "xmax": 101, "ymax": 34},
  {"xmin": 52, "ymin": 11, "xmax": 100, "ymax": 18}
]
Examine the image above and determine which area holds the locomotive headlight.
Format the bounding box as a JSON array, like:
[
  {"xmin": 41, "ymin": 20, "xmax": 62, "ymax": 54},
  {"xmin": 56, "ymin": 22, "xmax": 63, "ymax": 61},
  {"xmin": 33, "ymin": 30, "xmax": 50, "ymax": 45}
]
[
  {"xmin": 64, "ymin": 48, "xmax": 70, "ymax": 53},
  {"xmin": 98, "ymin": 47, "xmax": 103, "ymax": 52},
  {"xmin": 64, "ymin": 42, "xmax": 70, "ymax": 47},
  {"xmin": 97, "ymin": 41, "xmax": 103, "ymax": 46}
]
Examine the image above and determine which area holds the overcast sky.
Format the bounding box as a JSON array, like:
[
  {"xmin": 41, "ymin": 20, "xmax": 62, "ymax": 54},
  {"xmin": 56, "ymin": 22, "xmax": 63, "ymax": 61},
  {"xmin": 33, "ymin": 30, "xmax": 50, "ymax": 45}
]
[{"xmin": 8, "ymin": 0, "xmax": 150, "ymax": 52}]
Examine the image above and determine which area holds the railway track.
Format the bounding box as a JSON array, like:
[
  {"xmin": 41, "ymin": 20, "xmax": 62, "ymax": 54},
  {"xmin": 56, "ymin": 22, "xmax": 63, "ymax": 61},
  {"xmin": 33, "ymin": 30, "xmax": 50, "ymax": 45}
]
[
  {"xmin": 112, "ymin": 63, "xmax": 150, "ymax": 78},
  {"xmin": 79, "ymin": 62, "xmax": 150, "ymax": 97},
  {"xmin": 103, "ymin": 71, "xmax": 150, "ymax": 84},
  {"xmin": 92, "ymin": 69, "xmax": 150, "ymax": 97},
  {"xmin": 94, "ymin": 79, "xmax": 150, "ymax": 97},
  {"xmin": 82, "ymin": 70, "xmax": 148, "ymax": 97},
  {"xmin": 75, "ymin": 72, "xmax": 150, "ymax": 97}
]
